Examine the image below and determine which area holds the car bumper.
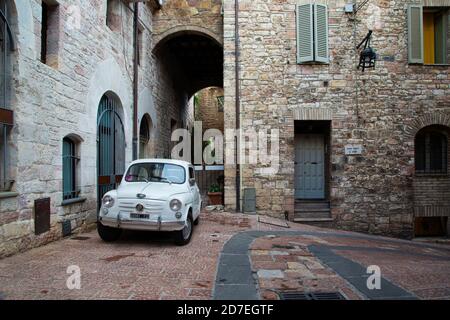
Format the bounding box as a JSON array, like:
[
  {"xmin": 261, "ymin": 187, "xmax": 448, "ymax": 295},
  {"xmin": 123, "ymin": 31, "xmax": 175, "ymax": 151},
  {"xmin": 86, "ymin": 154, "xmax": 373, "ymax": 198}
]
[{"xmin": 99, "ymin": 216, "xmax": 185, "ymax": 231}]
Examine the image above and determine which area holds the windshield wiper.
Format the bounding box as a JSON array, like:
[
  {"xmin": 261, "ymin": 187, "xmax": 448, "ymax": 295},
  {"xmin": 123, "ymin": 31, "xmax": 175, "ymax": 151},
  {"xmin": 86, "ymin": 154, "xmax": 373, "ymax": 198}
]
[{"xmin": 160, "ymin": 177, "xmax": 173, "ymax": 184}]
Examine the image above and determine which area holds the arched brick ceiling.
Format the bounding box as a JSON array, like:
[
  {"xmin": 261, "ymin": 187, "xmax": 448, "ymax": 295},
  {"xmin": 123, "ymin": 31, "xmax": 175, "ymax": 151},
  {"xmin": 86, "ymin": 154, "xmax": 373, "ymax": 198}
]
[{"xmin": 156, "ymin": 33, "xmax": 223, "ymax": 97}]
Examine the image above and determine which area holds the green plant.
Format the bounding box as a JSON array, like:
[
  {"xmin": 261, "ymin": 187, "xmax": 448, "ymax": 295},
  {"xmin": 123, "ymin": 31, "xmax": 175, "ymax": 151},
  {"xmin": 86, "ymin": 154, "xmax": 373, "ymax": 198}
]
[{"xmin": 208, "ymin": 183, "xmax": 221, "ymax": 193}]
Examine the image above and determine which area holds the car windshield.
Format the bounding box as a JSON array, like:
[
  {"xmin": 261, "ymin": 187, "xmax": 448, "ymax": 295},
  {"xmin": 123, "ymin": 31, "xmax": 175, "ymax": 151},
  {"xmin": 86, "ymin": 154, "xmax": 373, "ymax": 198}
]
[{"xmin": 124, "ymin": 163, "xmax": 186, "ymax": 184}]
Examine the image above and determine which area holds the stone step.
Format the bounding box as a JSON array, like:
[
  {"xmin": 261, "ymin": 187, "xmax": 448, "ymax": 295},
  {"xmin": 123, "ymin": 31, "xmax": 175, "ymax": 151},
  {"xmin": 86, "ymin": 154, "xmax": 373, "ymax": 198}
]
[
  {"xmin": 294, "ymin": 211, "xmax": 331, "ymax": 219},
  {"xmin": 295, "ymin": 200, "xmax": 330, "ymax": 210},
  {"xmin": 293, "ymin": 217, "xmax": 335, "ymax": 229},
  {"xmin": 295, "ymin": 208, "xmax": 330, "ymax": 213},
  {"xmin": 294, "ymin": 217, "xmax": 334, "ymax": 222}
]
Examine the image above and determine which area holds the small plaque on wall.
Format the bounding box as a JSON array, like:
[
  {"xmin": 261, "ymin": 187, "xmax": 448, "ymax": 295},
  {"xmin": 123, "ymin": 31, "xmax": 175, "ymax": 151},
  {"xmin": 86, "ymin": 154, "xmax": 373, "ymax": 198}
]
[{"xmin": 345, "ymin": 145, "xmax": 363, "ymax": 155}]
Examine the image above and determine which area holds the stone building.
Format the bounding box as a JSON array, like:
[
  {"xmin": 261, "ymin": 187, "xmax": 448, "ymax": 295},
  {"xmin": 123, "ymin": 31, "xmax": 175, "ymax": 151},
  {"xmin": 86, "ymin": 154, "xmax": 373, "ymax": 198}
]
[
  {"xmin": 0, "ymin": 0, "xmax": 449, "ymax": 257},
  {"xmin": 222, "ymin": 0, "xmax": 450, "ymax": 239}
]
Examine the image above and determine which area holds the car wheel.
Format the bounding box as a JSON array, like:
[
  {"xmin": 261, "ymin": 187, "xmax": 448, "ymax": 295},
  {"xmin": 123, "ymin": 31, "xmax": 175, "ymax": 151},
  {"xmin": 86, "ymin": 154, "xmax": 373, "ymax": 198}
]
[
  {"xmin": 97, "ymin": 223, "xmax": 122, "ymax": 242},
  {"xmin": 194, "ymin": 215, "xmax": 199, "ymax": 226},
  {"xmin": 174, "ymin": 215, "xmax": 193, "ymax": 246}
]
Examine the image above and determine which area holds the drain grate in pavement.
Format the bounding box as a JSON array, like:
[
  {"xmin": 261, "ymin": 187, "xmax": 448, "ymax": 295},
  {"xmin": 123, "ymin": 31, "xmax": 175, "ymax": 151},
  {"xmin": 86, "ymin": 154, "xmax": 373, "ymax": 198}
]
[
  {"xmin": 272, "ymin": 244, "xmax": 296, "ymax": 250},
  {"xmin": 279, "ymin": 291, "xmax": 346, "ymax": 300},
  {"xmin": 71, "ymin": 236, "xmax": 91, "ymax": 241}
]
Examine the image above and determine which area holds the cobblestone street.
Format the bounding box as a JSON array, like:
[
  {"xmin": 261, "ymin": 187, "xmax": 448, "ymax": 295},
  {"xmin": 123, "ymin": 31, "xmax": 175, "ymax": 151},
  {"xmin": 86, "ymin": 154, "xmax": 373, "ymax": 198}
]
[{"xmin": 1, "ymin": 212, "xmax": 449, "ymax": 300}]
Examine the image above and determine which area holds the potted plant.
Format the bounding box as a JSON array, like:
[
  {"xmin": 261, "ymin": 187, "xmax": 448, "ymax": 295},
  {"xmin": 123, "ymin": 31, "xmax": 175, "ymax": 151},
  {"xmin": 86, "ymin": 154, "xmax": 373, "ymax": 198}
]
[{"xmin": 207, "ymin": 183, "xmax": 223, "ymax": 206}]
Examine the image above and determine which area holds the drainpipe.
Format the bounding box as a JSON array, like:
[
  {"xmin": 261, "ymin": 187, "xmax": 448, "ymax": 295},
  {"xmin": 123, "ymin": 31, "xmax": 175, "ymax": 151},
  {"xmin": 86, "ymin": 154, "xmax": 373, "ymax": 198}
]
[
  {"xmin": 235, "ymin": 0, "xmax": 241, "ymax": 212},
  {"xmin": 132, "ymin": 2, "xmax": 139, "ymax": 161}
]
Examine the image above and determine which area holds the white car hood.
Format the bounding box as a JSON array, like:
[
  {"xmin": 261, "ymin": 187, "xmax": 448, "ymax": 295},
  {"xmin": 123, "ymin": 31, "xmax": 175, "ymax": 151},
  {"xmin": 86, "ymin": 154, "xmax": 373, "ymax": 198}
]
[{"xmin": 117, "ymin": 182, "xmax": 188, "ymax": 201}]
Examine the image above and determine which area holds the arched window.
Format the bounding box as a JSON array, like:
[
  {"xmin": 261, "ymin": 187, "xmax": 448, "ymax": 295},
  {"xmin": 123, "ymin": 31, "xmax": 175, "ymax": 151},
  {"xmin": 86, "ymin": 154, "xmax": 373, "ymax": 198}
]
[
  {"xmin": 139, "ymin": 115, "xmax": 151, "ymax": 159},
  {"xmin": 62, "ymin": 137, "xmax": 80, "ymax": 200},
  {"xmin": 0, "ymin": 0, "xmax": 14, "ymax": 192},
  {"xmin": 415, "ymin": 127, "xmax": 448, "ymax": 174}
]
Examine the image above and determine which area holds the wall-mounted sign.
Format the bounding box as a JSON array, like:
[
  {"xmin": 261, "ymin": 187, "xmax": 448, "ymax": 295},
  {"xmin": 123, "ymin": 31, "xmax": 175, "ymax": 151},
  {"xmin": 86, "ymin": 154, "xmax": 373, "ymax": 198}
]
[{"xmin": 345, "ymin": 145, "xmax": 363, "ymax": 155}]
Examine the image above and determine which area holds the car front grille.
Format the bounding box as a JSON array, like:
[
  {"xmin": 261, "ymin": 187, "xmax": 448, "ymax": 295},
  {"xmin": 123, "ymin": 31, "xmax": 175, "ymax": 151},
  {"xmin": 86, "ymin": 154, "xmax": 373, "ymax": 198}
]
[{"xmin": 118, "ymin": 199, "xmax": 165, "ymax": 214}]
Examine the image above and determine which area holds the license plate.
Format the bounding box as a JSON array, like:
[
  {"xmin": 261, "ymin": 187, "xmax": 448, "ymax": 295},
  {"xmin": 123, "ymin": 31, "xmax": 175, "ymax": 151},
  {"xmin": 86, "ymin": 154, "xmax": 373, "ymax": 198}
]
[{"xmin": 130, "ymin": 213, "xmax": 150, "ymax": 219}]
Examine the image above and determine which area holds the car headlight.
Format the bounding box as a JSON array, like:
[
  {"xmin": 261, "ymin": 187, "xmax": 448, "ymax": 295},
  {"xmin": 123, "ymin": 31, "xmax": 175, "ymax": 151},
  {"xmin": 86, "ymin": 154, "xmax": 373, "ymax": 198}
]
[
  {"xmin": 170, "ymin": 199, "xmax": 182, "ymax": 212},
  {"xmin": 102, "ymin": 195, "xmax": 115, "ymax": 208}
]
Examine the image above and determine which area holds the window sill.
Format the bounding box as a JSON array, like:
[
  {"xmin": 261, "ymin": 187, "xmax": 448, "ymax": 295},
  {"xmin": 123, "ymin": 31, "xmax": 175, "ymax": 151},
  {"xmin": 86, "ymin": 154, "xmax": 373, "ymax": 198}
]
[
  {"xmin": 61, "ymin": 197, "xmax": 86, "ymax": 206},
  {"xmin": 415, "ymin": 173, "xmax": 449, "ymax": 178},
  {"xmin": 409, "ymin": 63, "xmax": 450, "ymax": 67},
  {"xmin": 297, "ymin": 62, "xmax": 330, "ymax": 66},
  {"xmin": 0, "ymin": 191, "xmax": 19, "ymax": 199}
]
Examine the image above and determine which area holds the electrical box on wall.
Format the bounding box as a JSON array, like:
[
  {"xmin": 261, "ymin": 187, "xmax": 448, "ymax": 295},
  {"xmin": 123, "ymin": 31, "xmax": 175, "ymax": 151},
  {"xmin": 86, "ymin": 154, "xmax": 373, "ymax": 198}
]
[{"xmin": 344, "ymin": 4, "xmax": 355, "ymax": 13}]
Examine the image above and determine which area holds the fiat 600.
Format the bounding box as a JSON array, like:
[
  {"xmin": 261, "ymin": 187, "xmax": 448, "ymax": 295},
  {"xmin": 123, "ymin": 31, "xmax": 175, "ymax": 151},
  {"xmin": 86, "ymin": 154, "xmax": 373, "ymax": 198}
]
[{"xmin": 97, "ymin": 159, "xmax": 202, "ymax": 245}]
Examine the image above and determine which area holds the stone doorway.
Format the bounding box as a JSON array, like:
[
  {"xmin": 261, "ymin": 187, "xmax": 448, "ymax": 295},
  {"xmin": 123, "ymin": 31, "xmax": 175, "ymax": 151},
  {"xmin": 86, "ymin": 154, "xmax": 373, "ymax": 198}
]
[{"xmin": 294, "ymin": 121, "xmax": 332, "ymax": 222}]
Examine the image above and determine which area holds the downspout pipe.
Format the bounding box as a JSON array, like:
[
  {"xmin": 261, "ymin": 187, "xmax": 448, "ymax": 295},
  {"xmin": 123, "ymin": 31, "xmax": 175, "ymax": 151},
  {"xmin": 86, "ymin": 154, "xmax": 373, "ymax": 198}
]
[
  {"xmin": 235, "ymin": 0, "xmax": 241, "ymax": 212},
  {"xmin": 132, "ymin": 2, "xmax": 139, "ymax": 161}
]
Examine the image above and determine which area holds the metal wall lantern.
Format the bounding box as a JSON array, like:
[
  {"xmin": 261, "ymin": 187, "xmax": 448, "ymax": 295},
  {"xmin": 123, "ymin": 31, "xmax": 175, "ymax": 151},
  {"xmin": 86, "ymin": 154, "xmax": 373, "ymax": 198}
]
[{"xmin": 357, "ymin": 30, "xmax": 376, "ymax": 72}]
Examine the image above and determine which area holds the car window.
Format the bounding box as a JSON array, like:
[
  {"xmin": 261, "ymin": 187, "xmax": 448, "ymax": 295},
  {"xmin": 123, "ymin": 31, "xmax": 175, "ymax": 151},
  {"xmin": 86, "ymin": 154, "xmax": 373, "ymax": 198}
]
[
  {"xmin": 189, "ymin": 167, "xmax": 195, "ymax": 180},
  {"xmin": 125, "ymin": 163, "xmax": 186, "ymax": 184}
]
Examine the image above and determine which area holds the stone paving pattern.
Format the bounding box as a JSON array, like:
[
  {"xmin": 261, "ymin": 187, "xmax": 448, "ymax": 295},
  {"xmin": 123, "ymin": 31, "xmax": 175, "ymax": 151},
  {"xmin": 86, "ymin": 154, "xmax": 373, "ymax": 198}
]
[{"xmin": 1, "ymin": 213, "xmax": 449, "ymax": 300}]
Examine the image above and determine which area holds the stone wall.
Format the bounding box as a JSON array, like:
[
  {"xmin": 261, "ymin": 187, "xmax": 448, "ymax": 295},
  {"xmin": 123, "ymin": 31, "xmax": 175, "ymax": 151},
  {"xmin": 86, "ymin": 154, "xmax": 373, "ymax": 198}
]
[
  {"xmin": 0, "ymin": 0, "xmax": 194, "ymax": 258},
  {"xmin": 223, "ymin": 0, "xmax": 450, "ymax": 238},
  {"xmin": 195, "ymin": 87, "xmax": 224, "ymax": 133}
]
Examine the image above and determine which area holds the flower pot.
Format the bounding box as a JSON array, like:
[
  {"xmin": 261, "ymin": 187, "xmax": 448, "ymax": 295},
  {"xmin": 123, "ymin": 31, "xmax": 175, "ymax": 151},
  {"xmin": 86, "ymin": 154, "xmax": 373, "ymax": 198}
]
[{"xmin": 207, "ymin": 192, "xmax": 223, "ymax": 205}]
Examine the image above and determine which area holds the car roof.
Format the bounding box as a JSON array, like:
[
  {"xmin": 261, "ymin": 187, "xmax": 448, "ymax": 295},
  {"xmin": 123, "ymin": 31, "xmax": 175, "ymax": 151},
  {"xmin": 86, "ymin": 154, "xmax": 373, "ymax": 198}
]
[{"xmin": 129, "ymin": 158, "xmax": 192, "ymax": 167}]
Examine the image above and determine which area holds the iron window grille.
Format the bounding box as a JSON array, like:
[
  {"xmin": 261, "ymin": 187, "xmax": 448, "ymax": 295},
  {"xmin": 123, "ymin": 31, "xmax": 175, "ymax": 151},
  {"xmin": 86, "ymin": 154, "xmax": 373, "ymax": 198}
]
[
  {"xmin": 415, "ymin": 131, "xmax": 448, "ymax": 174},
  {"xmin": 62, "ymin": 137, "xmax": 80, "ymax": 200},
  {"xmin": 0, "ymin": 0, "xmax": 14, "ymax": 192},
  {"xmin": 217, "ymin": 96, "xmax": 224, "ymax": 112}
]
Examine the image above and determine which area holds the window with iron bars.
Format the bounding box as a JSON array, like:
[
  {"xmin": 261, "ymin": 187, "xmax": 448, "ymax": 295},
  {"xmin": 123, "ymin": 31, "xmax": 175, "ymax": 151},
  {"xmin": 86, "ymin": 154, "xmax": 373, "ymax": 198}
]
[
  {"xmin": 0, "ymin": 0, "xmax": 14, "ymax": 192},
  {"xmin": 62, "ymin": 137, "xmax": 80, "ymax": 200},
  {"xmin": 415, "ymin": 130, "xmax": 448, "ymax": 174}
]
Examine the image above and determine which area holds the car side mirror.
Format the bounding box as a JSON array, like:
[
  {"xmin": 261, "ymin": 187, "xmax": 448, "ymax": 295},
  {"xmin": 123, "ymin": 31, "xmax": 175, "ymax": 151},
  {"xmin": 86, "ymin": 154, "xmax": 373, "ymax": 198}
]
[{"xmin": 189, "ymin": 178, "xmax": 196, "ymax": 187}]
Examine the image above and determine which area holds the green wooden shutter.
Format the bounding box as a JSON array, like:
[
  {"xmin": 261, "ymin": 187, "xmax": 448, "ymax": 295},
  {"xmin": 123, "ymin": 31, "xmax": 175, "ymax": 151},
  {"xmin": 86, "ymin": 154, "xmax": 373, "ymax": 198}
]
[
  {"xmin": 296, "ymin": 4, "xmax": 314, "ymax": 63},
  {"xmin": 408, "ymin": 5, "xmax": 423, "ymax": 64},
  {"xmin": 314, "ymin": 4, "xmax": 329, "ymax": 63}
]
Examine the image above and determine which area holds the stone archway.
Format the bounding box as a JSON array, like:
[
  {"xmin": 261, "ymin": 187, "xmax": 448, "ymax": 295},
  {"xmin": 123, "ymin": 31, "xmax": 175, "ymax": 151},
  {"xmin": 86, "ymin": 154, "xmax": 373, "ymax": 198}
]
[
  {"xmin": 153, "ymin": 25, "xmax": 223, "ymax": 53},
  {"xmin": 404, "ymin": 113, "xmax": 450, "ymax": 141},
  {"xmin": 407, "ymin": 114, "xmax": 450, "ymax": 238},
  {"xmin": 96, "ymin": 92, "xmax": 126, "ymax": 209}
]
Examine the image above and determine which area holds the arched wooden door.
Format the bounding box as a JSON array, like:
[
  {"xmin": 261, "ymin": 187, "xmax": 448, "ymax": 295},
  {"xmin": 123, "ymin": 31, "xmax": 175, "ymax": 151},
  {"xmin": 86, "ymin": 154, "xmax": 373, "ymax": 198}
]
[{"xmin": 97, "ymin": 94, "xmax": 125, "ymax": 209}]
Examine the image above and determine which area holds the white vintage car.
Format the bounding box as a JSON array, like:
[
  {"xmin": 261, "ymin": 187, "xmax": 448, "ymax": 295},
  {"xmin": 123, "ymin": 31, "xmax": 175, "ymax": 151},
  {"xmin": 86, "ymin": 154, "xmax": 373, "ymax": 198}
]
[{"xmin": 97, "ymin": 159, "xmax": 202, "ymax": 245}]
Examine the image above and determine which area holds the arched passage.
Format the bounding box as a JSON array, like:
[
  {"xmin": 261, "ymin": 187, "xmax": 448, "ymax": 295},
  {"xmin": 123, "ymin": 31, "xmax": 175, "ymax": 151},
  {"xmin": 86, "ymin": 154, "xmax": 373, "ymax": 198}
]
[
  {"xmin": 154, "ymin": 29, "xmax": 224, "ymax": 205},
  {"xmin": 154, "ymin": 31, "xmax": 223, "ymax": 98},
  {"xmin": 97, "ymin": 92, "xmax": 126, "ymax": 209}
]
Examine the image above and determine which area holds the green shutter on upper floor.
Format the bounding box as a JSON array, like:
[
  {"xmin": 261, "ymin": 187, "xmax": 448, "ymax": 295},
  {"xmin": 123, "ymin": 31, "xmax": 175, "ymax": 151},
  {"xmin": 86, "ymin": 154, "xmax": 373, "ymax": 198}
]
[
  {"xmin": 408, "ymin": 4, "xmax": 424, "ymax": 64},
  {"xmin": 314, "ymin": 3, "xmax": 329, "ymax": 63},
  {"xmin": 296, "ymin": 4, "xmax": 314, "ymax": 63}
]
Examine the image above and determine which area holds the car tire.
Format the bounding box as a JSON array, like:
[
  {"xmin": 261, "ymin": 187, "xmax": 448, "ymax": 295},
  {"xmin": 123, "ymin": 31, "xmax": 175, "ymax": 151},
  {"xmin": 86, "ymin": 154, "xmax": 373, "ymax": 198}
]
[
  {"xmin": 97, "ymin": 223, "xmax": 122, "ymax": 242},
  {"xmin": 174, "ymin": 215, "xmax": 193, "ymax": 246},
  {"xmin": 194, "ymin": 215, "xmax": 200, "ymax": 226}
]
